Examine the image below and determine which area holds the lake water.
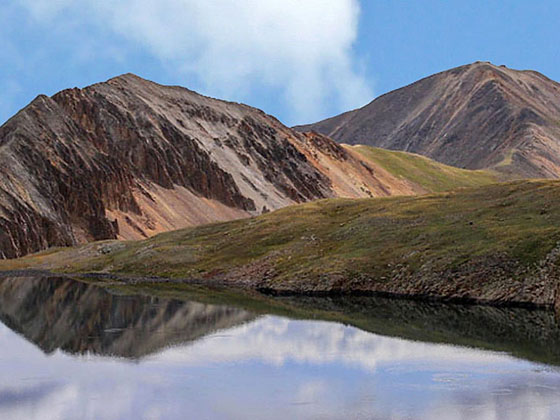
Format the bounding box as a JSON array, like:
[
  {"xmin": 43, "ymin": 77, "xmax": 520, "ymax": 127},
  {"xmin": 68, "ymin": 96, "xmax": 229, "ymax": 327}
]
[{"xmin": 1, "ymin": 275, "xmax": 560, "ymax": 419}]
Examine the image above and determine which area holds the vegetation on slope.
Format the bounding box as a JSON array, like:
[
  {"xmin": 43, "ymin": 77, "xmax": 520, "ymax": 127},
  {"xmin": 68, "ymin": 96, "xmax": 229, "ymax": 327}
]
[
  {"xmin": 3, "ymin": 180, "xmax": 560, "ymax": 306},
  {"xmin": 350, "ymin": 144, "xmax": 500, "ymax": 192}
]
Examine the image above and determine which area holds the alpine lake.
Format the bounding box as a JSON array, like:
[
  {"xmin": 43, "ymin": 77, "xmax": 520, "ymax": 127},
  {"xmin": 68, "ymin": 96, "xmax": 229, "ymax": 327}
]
[{"xmin": 1, "ymin": 274, "xmax": 560, "ymax": 419}]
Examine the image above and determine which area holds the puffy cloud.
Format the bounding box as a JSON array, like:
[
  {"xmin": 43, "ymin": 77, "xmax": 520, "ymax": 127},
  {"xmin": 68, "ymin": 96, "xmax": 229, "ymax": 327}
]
[{"xmin": 16, "ymin": 0, "xmax": 372, "ymax": 124}]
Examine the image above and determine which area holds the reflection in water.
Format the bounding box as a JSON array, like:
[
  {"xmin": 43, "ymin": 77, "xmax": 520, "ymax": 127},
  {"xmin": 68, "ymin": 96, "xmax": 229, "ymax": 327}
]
[
  {"xmin": 0, "ymin": 276, "xmax": 560, "ymax": 419},
  {"xmin": 278, "ymin": 295, "xmax": 560, "ymax": 366},
  {"xmin": 0, "ymin": 276, "xmax": 255, "ymax": 358}
]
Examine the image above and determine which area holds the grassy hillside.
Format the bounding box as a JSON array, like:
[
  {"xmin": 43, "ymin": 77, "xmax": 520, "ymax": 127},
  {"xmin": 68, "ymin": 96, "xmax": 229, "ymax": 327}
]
[
  {"xmin": 3, "ymin": 180, "xmax": 560, "ymax": 307},
  {"xmin": 350, "ymin": 144, "xmax": 500, "ymax": 192}
]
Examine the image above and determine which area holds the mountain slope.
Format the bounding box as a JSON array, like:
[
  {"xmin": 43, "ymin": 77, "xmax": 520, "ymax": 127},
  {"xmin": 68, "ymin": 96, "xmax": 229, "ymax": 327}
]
[
  {"xmin": 349, "ymin": 145, "xmax": 498, "ymax": 192},
  {"xmin": 0, "ymin": 74, "xmax": 362, "ymax": 258},
  {"xmin": 5, "ymin": 180, "xmax": 560, "ymax": 309},
  {"xmin": 297, "ymin": 62, "xmax": 560, "ymax": 178},
  {"xmin": 0, "ymin": 74, "xmax": 497, "ymax": 259}
]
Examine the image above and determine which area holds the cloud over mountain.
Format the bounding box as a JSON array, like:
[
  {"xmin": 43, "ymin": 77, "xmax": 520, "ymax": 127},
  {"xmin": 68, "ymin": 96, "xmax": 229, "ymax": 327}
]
[{"xmin": 17, "ymin": 0, "xmax": 372, "ymax": 124}]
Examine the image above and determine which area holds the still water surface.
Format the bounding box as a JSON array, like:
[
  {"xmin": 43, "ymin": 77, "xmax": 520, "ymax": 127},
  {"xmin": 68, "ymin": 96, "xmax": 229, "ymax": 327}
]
[{"xmin": 1, "ymin": 275, "xmax": 560, "ymax": 419}]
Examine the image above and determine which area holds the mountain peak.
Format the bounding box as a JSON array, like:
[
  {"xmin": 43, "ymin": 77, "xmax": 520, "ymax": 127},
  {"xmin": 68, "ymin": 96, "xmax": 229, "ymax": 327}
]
[
  {"xmin": 298, "ymin": 63, "xmax": 560, "ymax": 178},
  {"xmin": 103, "ymin": 73, "xmax": 160, "ymax": 90},
  {"xmin": 107, "ymin": 72, "xmax": 146, "ymax": 83}
]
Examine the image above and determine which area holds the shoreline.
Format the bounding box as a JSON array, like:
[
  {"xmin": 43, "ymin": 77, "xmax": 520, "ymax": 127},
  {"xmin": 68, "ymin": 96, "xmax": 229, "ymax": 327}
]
[{"xmin": 0, "ymin": 269, "xmax": 554, "ymax": 313}]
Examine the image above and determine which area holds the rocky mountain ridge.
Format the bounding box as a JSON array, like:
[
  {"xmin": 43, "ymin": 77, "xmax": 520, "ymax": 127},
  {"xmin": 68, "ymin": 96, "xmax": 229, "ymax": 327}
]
[
  {"xmin": 0, "ymin": 74, "xmax": 363, "ymax": 258},
  {"xmin": 297, "ymin": 62, "xmax": 560, "ymax": 178}
]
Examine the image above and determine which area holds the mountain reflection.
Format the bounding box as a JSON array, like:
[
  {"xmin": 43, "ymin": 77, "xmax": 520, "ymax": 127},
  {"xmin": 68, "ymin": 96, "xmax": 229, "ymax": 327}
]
[
  {"xmin": 0, "ymin": 276, "xmax": 256, "ymax": 358},
  {"xmin": 277, "ymin": 295, "xmax": 560, "ymax": 366},
  {"xmin": 2, "ymin": 276, "xmax": 560, "ymax": 365}
]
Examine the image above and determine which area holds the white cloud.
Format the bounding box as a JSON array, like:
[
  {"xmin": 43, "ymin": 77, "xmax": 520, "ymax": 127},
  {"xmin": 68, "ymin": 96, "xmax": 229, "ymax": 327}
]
[{"xmin": 16, "ymin": 0, "xmax": 373, "ymax": 124}]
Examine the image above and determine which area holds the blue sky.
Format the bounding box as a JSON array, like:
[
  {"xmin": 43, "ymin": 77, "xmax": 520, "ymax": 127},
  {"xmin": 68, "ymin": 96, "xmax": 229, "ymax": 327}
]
[{"xmin": 1, "ymin": 1, "xmax": 559, "ymax": 127}]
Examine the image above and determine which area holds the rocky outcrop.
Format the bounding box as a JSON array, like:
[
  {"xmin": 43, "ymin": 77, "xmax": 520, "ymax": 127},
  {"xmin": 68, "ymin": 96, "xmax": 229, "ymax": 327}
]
[
  {"xmin": 297, "ymin": 62, "xmax": 560, "ymax": 178},
  {"xmin": 0, "ymin": 95, "xmax": 128, "ymax": 258}
]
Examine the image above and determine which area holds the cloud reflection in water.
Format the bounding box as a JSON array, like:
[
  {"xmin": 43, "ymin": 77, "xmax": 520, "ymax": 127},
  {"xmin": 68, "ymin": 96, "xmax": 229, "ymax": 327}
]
[{"xmin": 1, "ymin": 314, "xmax": 560, "ymax": 419}]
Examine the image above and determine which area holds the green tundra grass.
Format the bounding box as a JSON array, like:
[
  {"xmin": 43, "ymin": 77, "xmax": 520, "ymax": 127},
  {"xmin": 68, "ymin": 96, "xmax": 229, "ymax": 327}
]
[
  {"xmin": 3, "ymin": 180, "xmax": 560, "ymax": 301},
  {"xmin": 351, "ymin": 144, "xmax": 501, "ymax": 192}
]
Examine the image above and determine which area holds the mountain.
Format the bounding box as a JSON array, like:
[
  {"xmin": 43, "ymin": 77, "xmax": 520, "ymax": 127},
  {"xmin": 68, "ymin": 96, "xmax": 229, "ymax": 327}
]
[
  {"xmin": 0, "ymin": 74, "xmax": 496, "ymax": 259},
  {"xmin": 296, "ymin": 62, "xmax": 560, "ymax": 178},
  {"xmin": 6, "ymin": 179, "xmax": 560, "ymax": 310}
]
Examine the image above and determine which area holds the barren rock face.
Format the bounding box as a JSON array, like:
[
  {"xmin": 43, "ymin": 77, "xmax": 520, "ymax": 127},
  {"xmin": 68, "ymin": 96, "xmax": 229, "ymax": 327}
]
[
  {"xmin": 51, "ymin": 75, "xmax": 333, "ymax": 210},
  {"xmin": 297, "ymin": 62, "xmax": 560, "ymax": 178}
]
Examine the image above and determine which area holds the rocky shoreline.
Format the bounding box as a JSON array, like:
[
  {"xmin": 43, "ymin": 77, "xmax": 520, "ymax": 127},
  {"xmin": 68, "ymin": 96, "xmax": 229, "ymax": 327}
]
[{"xmin": 1, "ymin": 265, "xmax": 557, "ymax": 313}]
